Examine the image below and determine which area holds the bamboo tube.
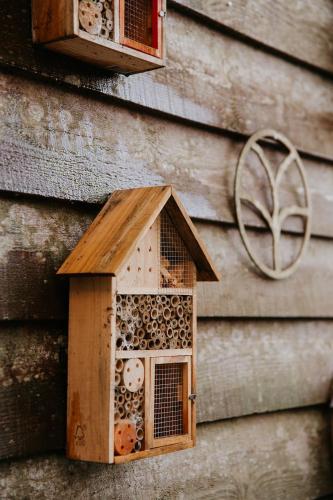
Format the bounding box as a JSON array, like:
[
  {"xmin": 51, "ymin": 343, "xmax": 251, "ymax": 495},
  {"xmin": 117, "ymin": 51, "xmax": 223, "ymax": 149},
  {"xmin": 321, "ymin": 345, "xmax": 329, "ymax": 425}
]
[
  {"xmin": 116, "ymin": 337, "xmax": 124, "ymax": 349},
  {"xmin": 116, "ymin": 305, "xmax": 122, "ymax": 316},
  {"xmin": 138, "ymin": 394, "xmax": 144, "ymax": 403},
  {"xmin": 136, "ymin": 318, "xmax": 143, "ymax": 328},
  {"xmin": 156, "ymin": 295, "xmax": 162, "ymax": 303},
  {"xmin": 125, "ymin": 412, "xmax": 132, "ymax": 419},
  {"xmin": 136, "ymin": 404, "xmax": 143, "ymax": 414},
  {"xmin": 154, "ymin": 338, "xmax": 161, "ymax": 349},
  {"xmin": 125, "ymin": 391, "xmax": 132, "ymax": 401},
  {"xmin": 120, "ymin": 321, "xmax": 127, "ymax": 334},
  {"xmin": 133, "ymin": 336, "xmax": 139, "ymax": 348},
  {"xmin": 134, "ymin": 441, "xmax": 142, "ymax": 452},
  {"xmin": 151, "ymin": 297, "xmax": 157, "ymax": 307},
  {"xmin": 187, "ymin": 340, "xmax": 192, "ymax": 347},
  {"xmin": 136, "ymin": 428, "xmax": 144, "ymax": 441},
  {"xmin": 157, "ymin": 315, "xmax": 163, "ymax": 324},
  {"xmin": 142, "ymin": 311, "xmax": 150, "ymax": 324},
  {"xmin": 119, "ymin": 386, "xmax": 126, "ymax": 394},
  {"xmin": 137, "ymin": 328, "xmax": 145, "ymax": 339},
  {"xmin": 139, "ymin": 339, "xmax": 148, "ymax": 350},
  {"xmin": 157, "ymin": 303, "xmax": 163, "ymax": 313},
  {"xmin": 179, "ymin": 329, "xmax": 186, "ymax": 340},
  {"xmin": 165, "ymin": 297, "xmax": 171, "ymax": 306},
  {"xmin": 121, "ymin": 299, "xmax": 127, "ymax": 308},
  {"xmin": 146, "ymin": 295, "xmax": 152, "ymax": 304},
  {"xmin": 185, "ymin": 313, "xmax": 191, "ymax": 323},
  {"xmin": 116, "ymin": 294, "xmax": 122, "ymax": 304},
  {"xmin": 171, "ymin": 295, "xmax": 180, "ymax": 308},
  {"xmin": 163, "ymin": 307, "xmax": 171, "ymax": 320},
  {"xmin": 148, "ymin": 339, "xmax": 155, "ymax": 349},
  {"xmin": 176, "ymin": 305, "xmax": 184, "ymax": 317},
  {"xmin": 117, "ymin": 394, "xmax": 125, "ymax": 406},
  {"xmin": 132, "ymin": 308, "xmax": 139, "ymax": 319},
  {"xmin": 132, "ymin": 399, "xmax": 140, "ymax": 410},
  {"xmin": 171, "ymin": 319, "xmax": 178, "ymax": 329},
  {"xmin": 176, "ymin": 339, "xmax": 182, "ymax": 348},
  {"xmin": 182, "ymin": 339, "xmax": 187, "ymax": 348},
  {"xmin": 133, "ymin": 296, "xmax": 140, "ymax": 306},
  {"xmin": 146, "ymin": 322, "xmax": 153, "ymax": 334},
  {"xmin": 151, "ymin": 320, "xmax": 158, "ymax": 331},
  {"xmin": 184, "ymin": 324, "xmax": 191, "ymax": 333},
  {"xmin": 186, "ymin": 330, "xmax": 192, "ymax": 340},
  {"xmin": 114, "ymin": 411, "xmax": 121, "ymax": 424},
  {"xmin": 115, "ymin": 373, "xmax": 121, "ymax": 386},
  {"xmin": 160, "ymin": 323, "xmax": 166, "ymax": 332},
  {"xmin": 125, "ymin": 401, "xmax": 132, "ymax": 412},
  {"xmin": 162, "ymin": 342, "xmax": 167, "ymax": 349},
  {"xmin": 151, "ymin": 308, "xmax": 158, "ymax": 320},
  {"xmin": 170, "ymin": 309, "xmax": 176, "ymax": 320},
  {"xmin": 166, "ymin": 328, "xmax": 173, "ymax": 339},
  {"xmin": 178, "ymin": 317, "xmax": 185, "ymax": 328},
  {"xmin": 160, "ymin": 295, "xmax": 167, "ymax": 304},
  {"xmin": 125, "ymin": 331, "xmax": 134, "ymax": 344},
  {"xmin": 116, "ymin": 359, "xmax": 124, "ymax": 373},
  {"xmin": 138, "ymin": 304, "xmax": 145, "ymax": 314},
  {"xmin": 118, "ymin": 406, "xmax": 125, "ymax": 418}
]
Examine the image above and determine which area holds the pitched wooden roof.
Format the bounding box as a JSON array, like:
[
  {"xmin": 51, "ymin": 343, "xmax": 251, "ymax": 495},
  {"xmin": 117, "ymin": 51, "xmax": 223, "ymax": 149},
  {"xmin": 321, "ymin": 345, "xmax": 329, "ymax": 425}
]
[{"xmin": 57, "ymin": 186, "xmax": 220, "ymax": 281}]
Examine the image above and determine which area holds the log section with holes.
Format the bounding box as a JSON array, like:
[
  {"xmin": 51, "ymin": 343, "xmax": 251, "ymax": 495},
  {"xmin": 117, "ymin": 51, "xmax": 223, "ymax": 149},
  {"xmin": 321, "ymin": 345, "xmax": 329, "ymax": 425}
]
[{"xmin": 1, "ymin": 0, "xmax": 333, "ymax": 496}]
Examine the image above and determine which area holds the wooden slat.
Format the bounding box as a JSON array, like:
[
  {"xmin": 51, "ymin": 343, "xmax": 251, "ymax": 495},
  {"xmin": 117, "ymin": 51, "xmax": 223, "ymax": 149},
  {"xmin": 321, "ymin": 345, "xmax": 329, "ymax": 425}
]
[
  {"xmin": 196, "ymin": 221, "xmax": 333, "ymax": 318},
  {"xmin": 1, "ymin": 72, "xmax": 333, "ymax": 239},
  {"xmin": 171, "ymin": 0, "xmax": 333, "ymax": 75},
  {"xmin": 1, "ymin": 196, "xmax": 333, "ymax": 319},
  {"xmin": 196, "ymin": 320, "xmax": 333, "ymax": 423},
  {"xmin": 1, "ymin": 319, "xmax": 333, "ymax": 459},
  {"xmin": 0, "ymin": 408, "xmax": 332, "ymax": 499},
  {"xmin": 0, "ymin": 3, "xmax": 333, "ymax": 159}
]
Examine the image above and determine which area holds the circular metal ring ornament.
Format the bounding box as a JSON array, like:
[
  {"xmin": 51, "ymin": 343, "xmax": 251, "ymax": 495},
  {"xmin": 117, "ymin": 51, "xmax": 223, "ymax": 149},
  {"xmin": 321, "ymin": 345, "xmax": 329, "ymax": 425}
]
[{"xmin": 234, "ymin": 129, "xmax": 312, "ymax": 280}]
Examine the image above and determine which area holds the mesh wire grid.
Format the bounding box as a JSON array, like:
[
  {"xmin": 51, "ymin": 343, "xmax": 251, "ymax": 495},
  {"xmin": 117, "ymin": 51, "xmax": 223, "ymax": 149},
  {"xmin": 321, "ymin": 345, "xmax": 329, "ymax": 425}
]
[
  {"xmin": 160, "ymin": 211, "xmax": 194, "ymax": 289},
  {"xmin": 154, "ymin": 363, "xmax": 184, "ymax": 438},
  {"xmin": 124, "ymin": 0, "xmax": 153, "ymax": 46}
]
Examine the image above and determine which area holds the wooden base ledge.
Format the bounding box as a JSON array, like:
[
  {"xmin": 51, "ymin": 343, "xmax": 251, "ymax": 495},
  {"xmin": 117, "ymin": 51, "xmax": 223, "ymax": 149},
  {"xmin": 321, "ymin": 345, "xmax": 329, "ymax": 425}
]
[{"xmin": 114, "ymin": 440, "xmax": 194, "ymax": 464}]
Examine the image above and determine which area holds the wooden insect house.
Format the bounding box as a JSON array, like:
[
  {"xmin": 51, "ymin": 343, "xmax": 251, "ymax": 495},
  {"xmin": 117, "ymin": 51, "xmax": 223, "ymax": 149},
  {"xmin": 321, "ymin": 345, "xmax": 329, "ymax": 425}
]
[
  {"xmin": 58, "ymin": 186, "xmax": 219, "ymax": 463},
  {"xmin": 32, "ymin": 0, "xmax": 166, "ymax": 74}
]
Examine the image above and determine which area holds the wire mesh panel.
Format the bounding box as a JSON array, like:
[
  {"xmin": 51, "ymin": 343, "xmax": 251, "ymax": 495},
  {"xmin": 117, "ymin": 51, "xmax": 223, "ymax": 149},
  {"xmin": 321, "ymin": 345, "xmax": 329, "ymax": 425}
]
[
  {"xmin": 124, "ymin": 0, "xmax": 153, "ymax": 46},
  {"xmin": 160, "ymin": 211, "xmax": 194, "ymax": 289},
  {"xmin": 154, "ymin": 363, "xmax": 184, "ymax": 438}
]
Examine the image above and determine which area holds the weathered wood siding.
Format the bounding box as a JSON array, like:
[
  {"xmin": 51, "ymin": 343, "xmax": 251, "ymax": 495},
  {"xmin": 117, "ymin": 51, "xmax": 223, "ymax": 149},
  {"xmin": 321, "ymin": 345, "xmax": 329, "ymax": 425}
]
[{"xmin": 1, "ymin": 0, "xmax": 333, "ymax": 498}]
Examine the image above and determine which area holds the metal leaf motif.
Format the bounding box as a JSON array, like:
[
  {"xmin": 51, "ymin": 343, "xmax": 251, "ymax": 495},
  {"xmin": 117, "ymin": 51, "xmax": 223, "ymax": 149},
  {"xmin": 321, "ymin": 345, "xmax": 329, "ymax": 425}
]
[{"xmin": 234, "ymin": 129, "xmax": 312, "ymax": 280}]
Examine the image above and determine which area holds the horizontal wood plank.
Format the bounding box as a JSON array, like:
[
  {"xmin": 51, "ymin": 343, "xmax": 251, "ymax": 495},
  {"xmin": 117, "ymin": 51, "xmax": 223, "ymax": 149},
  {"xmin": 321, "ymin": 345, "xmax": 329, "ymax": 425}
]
[
  {"xmin": 171, "ymin": 0, "xmax": 333, "ymax": 74},
  {"xmin": 1, "ymin": 72, "xmax": 333, "ymax": 239},
  {"xmin": 1, "ymin": 196, "xmax": 333, "ymax": 319},
  {"xmin": 0, "ymin": 408, "xmax": 332, "ymax": 499},
  {"xmin": 0, "ymin": 3, "xmax": 333, "ymax": 159},
  {"xmin": 1, "ymin": 320, "xmax": 333, "ymax": 459}
]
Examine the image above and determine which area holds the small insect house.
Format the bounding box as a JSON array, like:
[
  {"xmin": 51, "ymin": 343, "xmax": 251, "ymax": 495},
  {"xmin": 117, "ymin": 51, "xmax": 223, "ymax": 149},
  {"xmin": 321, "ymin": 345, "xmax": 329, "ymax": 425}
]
[
  {"xmin": 58, "ymin": 186, "xmax": 219, "ymax": 463},
  {"xmin": 32, "ymin": 0, "xmax": 166, "ymax": 74}
]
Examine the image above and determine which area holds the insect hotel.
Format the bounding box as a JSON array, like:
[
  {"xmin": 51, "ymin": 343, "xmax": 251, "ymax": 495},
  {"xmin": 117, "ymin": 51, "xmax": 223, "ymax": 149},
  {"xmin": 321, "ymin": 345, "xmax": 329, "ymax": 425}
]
[
  {"xmin": 32, "ymin": 0, "xmax": 166, "ymax": 74},
  {"xmin": 57, "ymin": 186, "xmax": 219, "ymax": 463}
]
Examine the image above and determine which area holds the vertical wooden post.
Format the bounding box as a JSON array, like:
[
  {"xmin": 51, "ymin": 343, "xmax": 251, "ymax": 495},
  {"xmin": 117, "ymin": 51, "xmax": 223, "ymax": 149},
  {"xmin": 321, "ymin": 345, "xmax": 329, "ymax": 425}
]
[{"xmin": 67, "ymin": 276, "xmax": 113, "ymax": 463}]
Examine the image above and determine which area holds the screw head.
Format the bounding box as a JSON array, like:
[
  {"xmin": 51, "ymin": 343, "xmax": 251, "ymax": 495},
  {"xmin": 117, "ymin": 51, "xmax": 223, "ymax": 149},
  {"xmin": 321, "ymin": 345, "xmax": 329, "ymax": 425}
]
[{"xmin": 159, "ymin": 9, "xmax": 166, "ymax": 17}]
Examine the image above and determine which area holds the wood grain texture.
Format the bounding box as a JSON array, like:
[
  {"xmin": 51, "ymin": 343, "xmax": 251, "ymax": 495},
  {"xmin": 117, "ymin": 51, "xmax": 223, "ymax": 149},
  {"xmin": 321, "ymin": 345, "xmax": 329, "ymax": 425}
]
[
  {"xmin": 0, "ymin": 323, "xmax": 66, "ymax": 459},
  {"xmin": 1, "ymin": 319, "xmax": 333, "ymax": 459},
  {"xmin": 1, "ymin": 72, "xmax": 333, "ymax": 239},
  {"xmin": 171, "ymin": 0, "xmax": 333, "ymax": 74},
  {"xmin": 0, "ymin": 408, "xmax": 332, "ymax": 499},
  {"xmin": 1, "ymin": 196, "xmax": 333, "ymax": 320},
  {"xmin": 0, "ymin": 2, "xmax": 333, "ymax": 158},
  {"xmin": 67, "ymin": 277, "xmax": 113, "ymax": 463}
]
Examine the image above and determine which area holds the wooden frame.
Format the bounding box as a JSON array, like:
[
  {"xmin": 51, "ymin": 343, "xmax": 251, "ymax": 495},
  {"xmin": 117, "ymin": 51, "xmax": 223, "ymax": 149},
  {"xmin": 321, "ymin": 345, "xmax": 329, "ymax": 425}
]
[
  {"xmin": 149, "ymin": 356, "xmax": 192, "ymax": 448},
  {"xmin": 119, "ymin": 0, "xmax": 163, "ymax": 58},
  {"xmin": 32, "ymin": 0, "xmax": 166, "ymax": 75},
  {"xmin": 61, "ymin": 186, "xmax": 219, "ymax": 464}
]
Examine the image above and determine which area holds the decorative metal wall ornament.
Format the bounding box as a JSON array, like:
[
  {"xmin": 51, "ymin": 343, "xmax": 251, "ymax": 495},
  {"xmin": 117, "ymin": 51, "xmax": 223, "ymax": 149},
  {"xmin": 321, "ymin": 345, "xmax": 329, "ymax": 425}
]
[{"xmin": 234, "ymin": 129, "xmax": 312, "ymax": 280}]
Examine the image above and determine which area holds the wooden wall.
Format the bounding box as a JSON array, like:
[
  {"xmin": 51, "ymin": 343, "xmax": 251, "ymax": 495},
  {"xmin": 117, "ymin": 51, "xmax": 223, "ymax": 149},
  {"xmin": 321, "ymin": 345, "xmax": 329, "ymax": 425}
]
[{"xmin": 1, "ymin": 0, "xmax": 333, "ymax": 497}]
